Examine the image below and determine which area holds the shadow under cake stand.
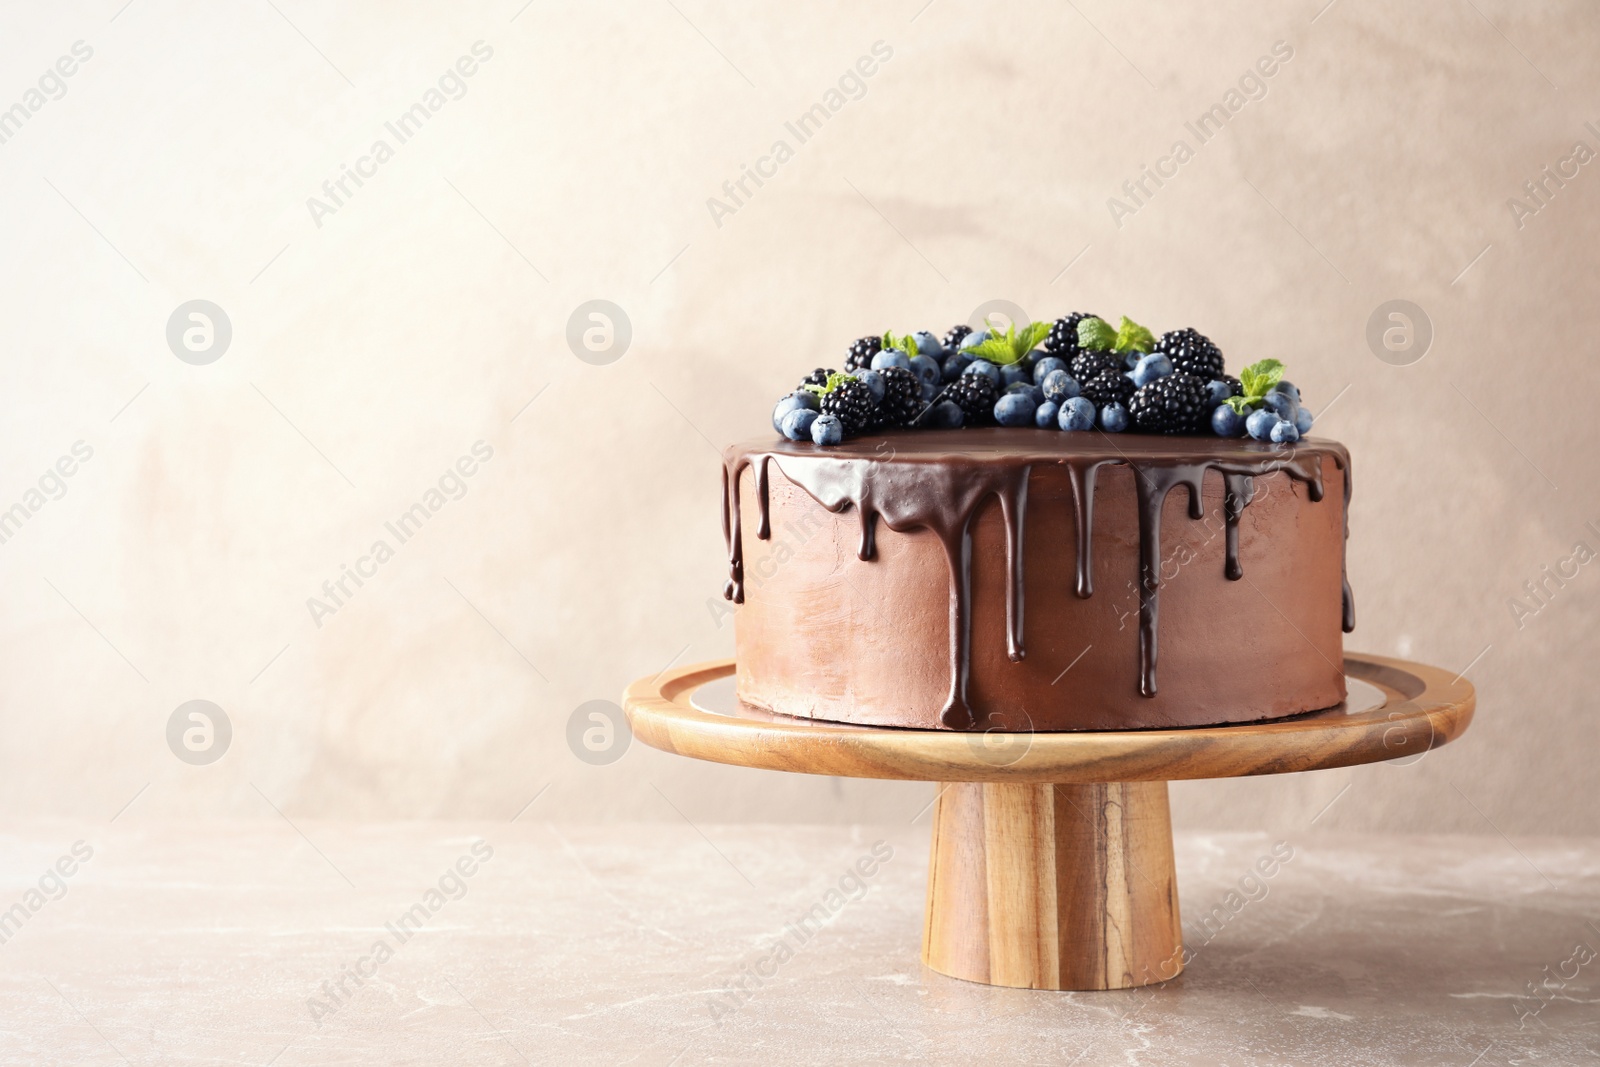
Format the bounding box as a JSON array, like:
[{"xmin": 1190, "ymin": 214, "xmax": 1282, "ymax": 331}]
[{"xmin": 622, "ymin": 654, "xmax": 1474, "ymax": 992}]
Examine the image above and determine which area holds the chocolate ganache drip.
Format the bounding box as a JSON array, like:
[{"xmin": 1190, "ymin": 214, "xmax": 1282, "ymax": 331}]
[{"xmin": 722, "ymin": 429, "xmax": 1352, "ymax": 729}]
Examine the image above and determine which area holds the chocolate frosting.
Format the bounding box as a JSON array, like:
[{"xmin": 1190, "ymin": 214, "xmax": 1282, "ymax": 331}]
[{"xmin": 723, "ymin": 429, "xmax": 1352, "ymax": 729}]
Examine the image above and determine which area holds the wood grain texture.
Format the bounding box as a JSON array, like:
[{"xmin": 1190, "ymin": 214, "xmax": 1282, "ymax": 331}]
[
  {"xmin": 923, "ymin": 782, "xmax": 1183, "ymax": 990},
  {"xmin": 622, "ymin": 654, "xmax": 1474, "ymax": 785}
]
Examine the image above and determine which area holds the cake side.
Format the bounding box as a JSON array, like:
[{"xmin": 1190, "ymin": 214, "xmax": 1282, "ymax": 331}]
[{"xmin": 726, "ymin": 430, "xmax": 1350, "ymax": 732}]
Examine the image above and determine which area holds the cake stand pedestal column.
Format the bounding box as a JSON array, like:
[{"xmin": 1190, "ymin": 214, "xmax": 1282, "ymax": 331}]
[
  {"xmin": 924, "ymin": 781, "xmax": 1182, "ymax": 990},
  {"xmin": 623, "ymin": 654, "xmax": 1473, "ymax": 992}
]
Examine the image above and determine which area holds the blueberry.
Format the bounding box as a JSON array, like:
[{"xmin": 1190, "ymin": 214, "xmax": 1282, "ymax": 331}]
[
  {"xmin": 1021, "ymin": 349, "xmax": 1045, "ymax": 373},
  {"xmin": 912, "ymin": 330, "xmax": 942, "ymax": 356},
  {"xmin": 1006, "ymin": 381, "xmax": 1045, "ymax": 407},
  {"xmin": 926, "ymin": 399, "xmax": 964, "ymax": 429},
  {"xmin": 1269, "ymin": 418, "xmax": 1299, "ymax": 445},
  {"xmin": 1122, "ymin": 350, "xmax": 1143, "ymax": 371},
  {"xmin": 1211, "ymin": 404, "xmax": 1246, "ymax": 437},
  {"xmin": 1036, "ymin": 400, "xmax": 1060, "ymax": 428},
  {"xmin": 920, "ymin": 379, "xmax": 939, "ymax": 403},
  {"xmin": 999, "ymin": 363, "xmax": 1028, "ymax": 388},
  {"xmin": 1271, "ymin": 380, "xmax": 1300, "ymax": 403},
  {"xmin": 941, "ymin": 352, "xmax": 973, "ymax": 381},
  {"xmin": 994, "ymin": 392, "xmax": 1037, "ymax": 427},
  {"xmin": 1129, "ymin": 353, "xmax": 1174, "ymax": 389},
  {"xmin": 958, "ymin": 330, "xmax": 989, "ymax": 352},
  {"xmin": 909, "ymin": 354, "xmax": 941, "ymax": 391},
  {"xmin": 1260, "ymin": 391, "xmax": 1297, "ymax": 420},
  {"xmin": 1294, "ymin": 405, "xmax": 1314, "ymax": 435},
  {"xmin": 810, "ymin": 412, "xmax": 844, "ymax": 445},
  {"xmin": 1058, "ymin": 396, "xmax": 1096, "ymax": 431},
  {"xmin": 1099, "ymin": 402, "xmax": 1130, "ymax": 433},
  {"xmin": 1041, "ymin": 369, "xmax": 1080, "ymax": 404},
  {"xmin": 871, "ymin": 349, "xmax": 911, "ymax": 372},
  {"xmin": 1204, "ymin": 379, "xmax": 1235, "ymax": 408},
  {"xmin": 772, "ymin": 391, "xmax": 819, "ymax": 433},
  {"xmin": 963, "ymin": 360, "xmax": 1002, "ymax": 386},
  {"xmin": 782, "ymin": 407, "xmax": 819, "ymax": 442},
  {"xmin": 1246, "ymin": 408, "xmax": 1278, "ymax": 441},
  {"xmin": 854, "ymin": 368, "xmax": 885, "ymax": 404},
  {"xmin": 1032, "ymin": 356, "xmax": 1068, "ymax": 384}
]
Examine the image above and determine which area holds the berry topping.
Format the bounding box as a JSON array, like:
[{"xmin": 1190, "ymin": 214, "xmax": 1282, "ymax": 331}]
[
  {"xmin": 1154, "ymin": 328, "xmax": 1225, "ymax": 381},
  {"xmin": 1046, "ymin": 312, "xmax": 1098, "ymax": 357},
  {"xmin": 811, "ymin": 413, "xmax": 844, "ymax": 445},
  {"xmin": 1058, "ymin": 396, "xmax": 1096, "ymax": 431},
  {"xmin": 780, "ymin": 319, "xmax": 1292, "ymax": 438},
  {"xmin": 942, "ymin": 323, "xmax": 973, "ymax": 353},
  {"xmin": 1129, "ymin": 373, "xmax": 1209, "ymax": 434},
  {"xmin": 1078, "ymin": 366, "xmax": 1135, "ymax": 408},
  {"xmin": 844, "ymin": 335, "xmax": 882, "ymax": 373},
  {"xmin": 940, "ymin": 373, "xmax": 999, "ymax": 425},
  {"xmin": 1070, "ymin": 349, "xmax": 1121, "ymax": 382},
  {"xmin": 812, "ymin": 372, "xmax": 875, "ymax": 436},
  {"xmin": 873, "ymin": 366, "xmax": 922, "ymax": 429}
]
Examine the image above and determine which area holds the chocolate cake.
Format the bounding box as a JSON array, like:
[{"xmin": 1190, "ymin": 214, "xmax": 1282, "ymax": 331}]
[
  {"xmin": 721, "ymin": 430, "xmax": 1353, "ymax": 732},
  {"xmin": 735, "ymin": 314, "xmax": 1351, "ymax": 731}
]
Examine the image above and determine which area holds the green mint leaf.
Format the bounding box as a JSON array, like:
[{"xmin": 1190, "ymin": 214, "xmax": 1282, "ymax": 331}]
[
  {"xmin": 803, "ymin": 383, "xmax": 826, "ymax": 396},
  {"xmin": 1077, "ymin": 316, "xmax": 1116, "ymax": 351},
  {"xmin": 822, "ymin": 371, "xmax": 851, "ymax": 394},
  {"xmin": 1223, "ymin": 395, "xmax": 1257, "ymax": 415},
  {"xmin": 971, "ymin": 337, "xmax": 1021, "ymax": 365},
  {"xmin": 896, "ymin": 334, "xmax": 918, "ymax": 358},
  {"xmin": 1238, "ymin": 358, "xmax": 1285, "ymax": 399},
  {"xmin": 1018, "ymin": 320, "xmax": 1052, "ymax": 354},
  {"xmin": 1112, "ymin": 316, "xmax": 1156, "ymax": 354}
]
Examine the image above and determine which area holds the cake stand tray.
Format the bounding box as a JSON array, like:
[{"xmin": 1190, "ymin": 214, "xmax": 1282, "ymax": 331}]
[{"xmin": 622, "ymin": 653, "xmax": 1474, "ymax": 991}]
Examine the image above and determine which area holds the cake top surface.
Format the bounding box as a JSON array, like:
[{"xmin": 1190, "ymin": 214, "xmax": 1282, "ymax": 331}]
[{"xmin": 730, "ymin": 428, "xmax": 1344, "ymax": 465}]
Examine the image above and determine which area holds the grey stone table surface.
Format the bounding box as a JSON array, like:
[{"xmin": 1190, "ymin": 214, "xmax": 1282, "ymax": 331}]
[{"xmin": 0, "ymin": 819, "xmax": 1596, "ymax": 1066}]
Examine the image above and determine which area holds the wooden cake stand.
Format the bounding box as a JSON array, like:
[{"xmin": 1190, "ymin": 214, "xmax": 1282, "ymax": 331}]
[{"xmin": 622, "ymin": 653, "xmax": 1473, "ymax": 991}]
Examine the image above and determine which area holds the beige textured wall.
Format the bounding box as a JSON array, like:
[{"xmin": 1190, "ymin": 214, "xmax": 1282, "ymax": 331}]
[{"xmin": 1, "ymin": 0, "xmax": 1594, "ymax": 835}]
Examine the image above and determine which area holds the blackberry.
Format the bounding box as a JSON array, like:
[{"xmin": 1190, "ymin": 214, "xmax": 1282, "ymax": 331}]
[
  {"xmin": 942, "ymin": 324, "xmax": 973, "ymax": 353},
  {"xmin": 1078, "ymin": 367, "xmax": 1135, "ymax": 409},
  {"xmin": 873, "ymin": 366, "xmax": 921, "ymax": 428},
  {"xmin": 800, "ymin": 367, "xmax": 837, "ymax": 389},
  {"xmin": 1153, "ymin": 328, "xmax": 1225, "ymax": 381},
  {"xmin": 1046, "ymin": 312, "xmax": 1098, "ymax": 356},
  {"xmin": 1070, "ymin": 349, "xmax": 1122, "ymax": 382},
  {"xmin": 1129, "ymin": 373, "xmax": 1209, "ymax": 434},
  {"xmin": 845, "ymin": 335, "xmax": 882, "ymax": 373},
  {"xmin": 820, "ymin": 376, "xmax": 874, "ymax": 435},
  {"xmin": 938, "ymin": 373, "xmax": 998, "ymax": 425}
]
